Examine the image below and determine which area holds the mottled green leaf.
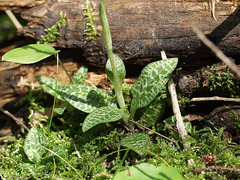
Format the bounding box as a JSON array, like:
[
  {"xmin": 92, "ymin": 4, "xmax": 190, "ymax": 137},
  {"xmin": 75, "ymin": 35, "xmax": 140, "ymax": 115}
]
[
  {"xmin": 35, "ymin": 76, "xmax": 65, "ymax": 102},
  {"xmin": 106, "ymin": 54, "xmax": 126, "ymax": 83},
  {"xmin": 163, "ymin": 115, "xmax": 176, "ymax": 125},
  {"xmin": 114, "ymin": 163, "xmax": 183, "ymax": 180},
  {"xmin": 24, "ymin": 127, "xmax": 47, "ymax": 163},
  {"xmin": 82, "ymin": 106, "xmax": 124, "ymax": 132},
  {"xmin": 2, "ymin": 44, "xmax": 58, "ymax": 64},
  {"xmin": 53, "ymin": 103, "xmax": 68, "ymax": 115},
  {"xmin": 43, "ymin": 147, "xmax": 66, "ymax": 159},
  {"xmin": 140, "ymin": 96, "xmax": 165, "ymax": 126},
  {"xmin": 130, "ymin": 58, "xmax": 178, "ymax": 117},
  {"xmin": 72, "ymin": 66, "xmax": 88, "ymax": 85},
  {"xmin": 58, "ymin": 84, "xmax": 114, "ymax": 113},
  {"xmin": 120, "ymin": 133, "xmax": 149, "ymax": 155}
]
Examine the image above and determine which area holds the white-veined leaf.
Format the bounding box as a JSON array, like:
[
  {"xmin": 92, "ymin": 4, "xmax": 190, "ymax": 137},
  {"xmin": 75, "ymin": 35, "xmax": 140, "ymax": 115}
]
[
  {"xmin": 58, "ymin": 84, "xmax": 115, "ymax": 113},
  {"xmin": 72, "ymin": 66, "xmax": 88, "ymax": 85},
  {"xmin": 35, "ymin": 76, "xmax": 65, "ymax": 102},
  {"xmin": 105, "ymin": 54, "xmax": 126, "ymax": 83},
  {"xmin": 120, "ymin": 133, "xmax": 149, "ymax": 155},
  {"xmin": 23, "ymin": 127, "xmax": 47, "ymax": 163},
  {"xmin": 140, "ymin": 96, "xmax": 165, "ymax": 126},
  {"xmin": 43, "ymin": 147, "xmax": 66, "ymax": 159},
  {"xmin": 82, "ymin": 106, "xmax": 124, "ymax": 132},
  {"xmin": 130, "ymin": 58, "xmax": 178, "ymax": 117}
]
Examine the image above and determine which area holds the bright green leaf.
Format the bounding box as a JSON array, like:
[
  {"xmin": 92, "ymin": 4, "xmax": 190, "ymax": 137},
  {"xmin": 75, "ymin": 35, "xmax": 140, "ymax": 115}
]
[
  {"xmin": 2, "ymin": 44, "xmax": 58, "ymax": 64},
  {"xmin": 106, "ymin": 54, "xmax": 126, "ymax": 83},
  {"xmin": 130, "ymin": 58, "xmax": 178, "ymax": 117},
  {"xmin": 114, "ymin": 163, "xmax": 183, "ymax": 180},
  {"xmin": 120, "ymin": 133, "xmax": 149, "ymax": 155},
  {"xmin": 23, "ymin": 127, "xmax": 47, "ymax": 163},
  {"xmin": 72, "ymin": 66, "xmax": 88, "ymax": 85},
  {"xmin": 57, "ymin": 84, "xmax": 115, "ymax": 113},
  {"xmin": 82, "ymin": 106, "xmax": 124, "ymax": 132}
]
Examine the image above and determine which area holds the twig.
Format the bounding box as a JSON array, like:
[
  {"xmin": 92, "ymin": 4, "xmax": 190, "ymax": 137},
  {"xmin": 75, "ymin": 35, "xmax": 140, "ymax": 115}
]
[
  {"xmin": 101, "ymin": 172, "xmax": 113, "ymax": 178},
  {"xmin": 192, "ymin": 27, "xmax": 240, "ymax": 79},
  {"xmin": 5, "ymin": 10, "xmax": 22, "ymax": 29},
  {"xmin": 58, "ymin": 57, "xmax": 74, "ymax": 84},
  {"xmin": 168, "ymin": 79, "xmax": 189, "ymax": 149},
  {"xmin": 2, "ymin": 157, "xmax": 19, "ymax": 165},
  {"xmin": 191, "ymin": 96, "xmax": 240, "ymax": 103},
  {"xmin": 161, "ymin": 51, "xmax": 189, "ymax": 148},
  {"xmin": 129, "ymin": 119, "xmax": 177, "ymax": 144},
  {"xmin": 210, "ymin": 0, "xmax": 217, "ymax": 21},
  {"xmin": 73, "ymin": 143, "xmax": 82, "ymax": 158},
  {"xmin": 191, "ymin": 166, "xmax": 240, "ymax": 174},
  {"xmin": 0, "ymin": 108, "xmax": 29, "ymax": 132}
]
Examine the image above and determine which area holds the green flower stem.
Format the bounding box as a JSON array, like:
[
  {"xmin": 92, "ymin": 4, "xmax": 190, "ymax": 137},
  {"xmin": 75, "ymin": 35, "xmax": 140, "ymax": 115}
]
[
  {"xmin": 114, "ymin": 148, "xmax": 130, "ymax": 176},
  {"xmin": 99, "ymin": 0, "xmax": 128, "ymax": 125},
  {"xmin": 57, "ymin": 56, "xmax": 73, "ymax": 84},
  {"xmin": 48, "ymin": 53, "xmax": 59, "ymax": 133}
]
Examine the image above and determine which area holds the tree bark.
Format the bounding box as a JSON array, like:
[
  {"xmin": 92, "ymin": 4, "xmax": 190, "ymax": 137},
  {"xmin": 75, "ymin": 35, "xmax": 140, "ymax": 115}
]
[{"xmin": 1, "ymin": 0, "xmax": 240, "ymax": 67}]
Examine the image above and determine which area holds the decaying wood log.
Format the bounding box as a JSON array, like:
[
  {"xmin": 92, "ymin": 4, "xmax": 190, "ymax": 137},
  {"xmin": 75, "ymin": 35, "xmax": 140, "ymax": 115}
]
[
  {"xmin": 0, "ymin": 0, "xmax": 45, "ymax": 11},
  {"xmin": 206, "ymin": 105, "xmax": 240, "ymax": 134},
  {"xmin": 1, "ymin": 0, "xmax": 240, "ymax": 67},
  {"xmin": 177, "ymin": 62, "xmax": 240, "ymax": 97},
  {"xmin": 0, "ymin": 55, "xmax": 79, "ymax": 108}
]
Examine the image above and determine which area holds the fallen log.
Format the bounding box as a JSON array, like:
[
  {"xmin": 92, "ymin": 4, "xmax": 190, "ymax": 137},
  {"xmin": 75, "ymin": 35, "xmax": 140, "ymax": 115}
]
[
  {"xmin": 1, "ymin": 0, "xmax": 240, "ymax": 107},
  {"xmin": 1, "ymin": 0, "xmax": 240, "ymax": 67},
  {"xmin": 177, "ymin": 62, "xmax": 240, "ymax": 97}
]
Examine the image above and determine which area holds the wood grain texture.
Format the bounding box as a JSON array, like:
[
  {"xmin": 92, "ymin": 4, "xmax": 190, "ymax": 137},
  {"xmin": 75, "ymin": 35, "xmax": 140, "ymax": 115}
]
[
  {"xmin": 14, "ymin": 0, "xmax": 239, "ymax": 67},
  {"xmin": 0, "ymin": 0, "xmax": 45, "ymax": 11}
]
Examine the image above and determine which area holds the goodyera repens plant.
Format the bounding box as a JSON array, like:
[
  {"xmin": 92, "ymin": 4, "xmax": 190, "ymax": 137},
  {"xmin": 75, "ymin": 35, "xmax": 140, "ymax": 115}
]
[{"xmin": 1, "ymin": 0, "xmax": 178, "ymax": 164}]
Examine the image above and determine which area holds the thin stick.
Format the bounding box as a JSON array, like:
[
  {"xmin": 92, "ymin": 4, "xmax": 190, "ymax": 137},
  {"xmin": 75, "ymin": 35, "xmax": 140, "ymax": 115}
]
[
  {"xmin": 191, "ymin": 166, "xmax": 240, "ymax": 174},
  {"xmin": 129, "ymin": 119, "xmax": 177, "ymax": 144},
  {"xmin": 0, "ymin": 108, "xmax": 29, "ymax": 132},
  {"xmin": 48, "ymin": 53, "xmax": 60, "ymax": 133},
  {"xmin": 161, "ymin": 51, "xmax": 189, "ymax": 148},
  {"xmin": 168, "ymin": 79, "xmax": 189, "ymax": 149},
  {"xmin": 73, "ymin": 143, "xmax": 82, "ymax": 158},
  {"xmin": 192, "ymin": 27, "xmax": 240, "ymax": 79},
  {"xmin": 191, "ymin": 96, "xmax": 240, "ymax": 102},
  {"xmin": 5, "ymin": 10, "xmax": 22, "ymax": 29}
]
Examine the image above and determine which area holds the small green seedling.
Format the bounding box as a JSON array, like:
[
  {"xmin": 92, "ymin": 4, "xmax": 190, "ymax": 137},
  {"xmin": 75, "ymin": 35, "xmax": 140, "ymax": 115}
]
[
  {"xmin": 164, "ymin": 116, "xmax": 211, "ymax": 140},
  {"xmin": 83, "ymin": 0, "xmax": 100, "ymax": 40},
  {"xmin": 208, "ymin": 65, "xmax": 237, "ymax": 97},
  {"xmin": 37, "ymin": 11, "xmax": 67, "ymax": 44}
]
